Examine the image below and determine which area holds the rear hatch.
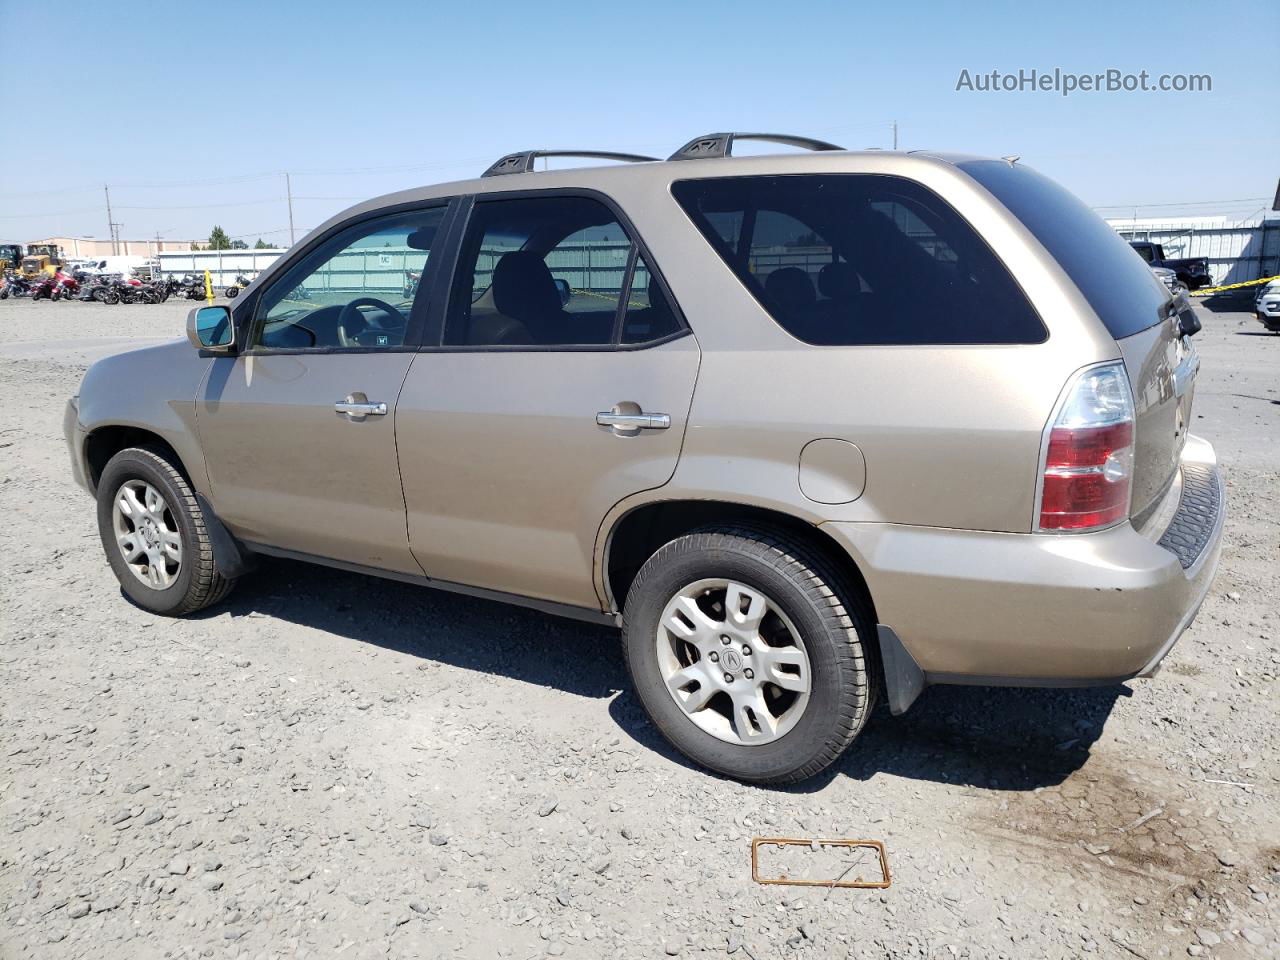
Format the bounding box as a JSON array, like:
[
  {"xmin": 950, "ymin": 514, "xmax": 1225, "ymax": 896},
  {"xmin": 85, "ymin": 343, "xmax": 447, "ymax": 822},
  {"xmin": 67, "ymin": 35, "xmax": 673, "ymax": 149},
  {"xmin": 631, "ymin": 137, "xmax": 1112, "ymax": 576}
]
[
  {"xmin": 958, "ymin": 159, "xmax": 1195, "ymax": 520},
  {"xmin": 1115, "ymin": 306, "xmax": 1197, "ymax": 517}
]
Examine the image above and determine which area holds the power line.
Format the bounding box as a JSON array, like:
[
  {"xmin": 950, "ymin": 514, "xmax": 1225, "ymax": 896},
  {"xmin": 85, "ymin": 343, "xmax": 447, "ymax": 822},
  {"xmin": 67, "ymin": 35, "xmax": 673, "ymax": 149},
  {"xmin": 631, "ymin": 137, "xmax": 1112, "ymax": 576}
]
[
  {"xmin": 1092, "ymin": 197, "xmax": 1269, "ymax": 210},
  {"xmin": 0, "ymin": 154, "xmax": 495, "ymax": 200}
]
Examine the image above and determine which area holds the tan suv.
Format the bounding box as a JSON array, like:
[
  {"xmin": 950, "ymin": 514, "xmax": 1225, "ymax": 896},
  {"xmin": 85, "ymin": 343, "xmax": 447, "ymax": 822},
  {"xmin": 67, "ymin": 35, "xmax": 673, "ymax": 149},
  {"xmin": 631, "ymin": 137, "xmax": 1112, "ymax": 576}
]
[{"xmin": 64, "ymin": 133, "xmax": 1224, "ymax": 783}]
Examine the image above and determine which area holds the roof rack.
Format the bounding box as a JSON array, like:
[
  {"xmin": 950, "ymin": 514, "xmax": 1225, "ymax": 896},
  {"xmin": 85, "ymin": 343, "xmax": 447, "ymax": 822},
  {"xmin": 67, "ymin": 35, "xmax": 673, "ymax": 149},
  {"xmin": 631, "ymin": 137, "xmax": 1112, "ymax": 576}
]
[
  {"xmin": 482, "ymin": 150, "xmax": 659, "ymax": 178},
  {"xmin": 667, "ymin": 132, "xmax": 844, "ymax": 162}
]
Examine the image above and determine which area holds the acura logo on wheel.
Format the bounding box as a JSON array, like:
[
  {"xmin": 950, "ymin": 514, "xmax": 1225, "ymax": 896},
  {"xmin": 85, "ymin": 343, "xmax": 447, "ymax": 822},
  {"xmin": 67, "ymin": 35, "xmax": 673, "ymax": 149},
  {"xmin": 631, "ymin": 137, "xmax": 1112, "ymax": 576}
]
[{"xmin": 721, "ymin": 648, "xmax": 743, "ymax": 672}]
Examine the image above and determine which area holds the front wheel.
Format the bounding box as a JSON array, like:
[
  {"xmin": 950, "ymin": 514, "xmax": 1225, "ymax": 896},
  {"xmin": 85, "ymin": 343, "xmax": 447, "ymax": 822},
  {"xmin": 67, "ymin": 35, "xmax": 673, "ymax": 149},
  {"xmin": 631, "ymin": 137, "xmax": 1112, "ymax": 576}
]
[
  {"xmin": 96, "ymin": 447, "xmax": 236, "ymax": 615},
  {"xmin": 622, "ymin": 526, "xmax": 878, "ymax": 784},
  {"xmin": 225, "ymin": 286, "xmax": 239, "ymax": 299}
]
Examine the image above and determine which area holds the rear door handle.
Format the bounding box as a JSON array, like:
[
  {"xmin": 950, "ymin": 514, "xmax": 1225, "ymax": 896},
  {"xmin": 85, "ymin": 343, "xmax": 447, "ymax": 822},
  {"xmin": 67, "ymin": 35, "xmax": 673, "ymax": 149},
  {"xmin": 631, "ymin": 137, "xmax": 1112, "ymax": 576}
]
[
  {"xmin": 596, "ymin": 411, "xmax": 670, "ymax": 431},
  {"xmin": 335, "ymin": 395, "xmax": 387, "ymax": 417}
]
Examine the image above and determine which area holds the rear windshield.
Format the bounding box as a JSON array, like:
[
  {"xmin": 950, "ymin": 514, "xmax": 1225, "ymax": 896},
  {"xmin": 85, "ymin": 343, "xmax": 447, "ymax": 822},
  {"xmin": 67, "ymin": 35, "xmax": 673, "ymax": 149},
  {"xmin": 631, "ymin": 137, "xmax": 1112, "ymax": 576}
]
[
  {"xmin": 958, "ymin": 160, "xmax": 1168, "ymax": 340},
  {"xmin": 671, "ymin": 174, "xmax": 1046, "ymax": 346}
]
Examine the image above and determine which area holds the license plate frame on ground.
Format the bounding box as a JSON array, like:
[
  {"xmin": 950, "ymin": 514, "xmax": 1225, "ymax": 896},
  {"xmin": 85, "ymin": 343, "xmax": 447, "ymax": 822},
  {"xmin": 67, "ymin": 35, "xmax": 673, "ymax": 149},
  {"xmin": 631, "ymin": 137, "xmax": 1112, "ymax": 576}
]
[{"xmin": 750, "ymin": 837, "xmax": 891, "ymax": 889}]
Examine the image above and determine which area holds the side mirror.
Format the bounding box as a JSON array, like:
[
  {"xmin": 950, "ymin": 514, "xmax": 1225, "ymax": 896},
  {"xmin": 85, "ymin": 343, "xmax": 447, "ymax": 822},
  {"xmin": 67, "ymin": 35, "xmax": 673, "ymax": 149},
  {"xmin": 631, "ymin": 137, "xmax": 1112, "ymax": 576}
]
[
  {"xmin": 553, "ymin": 277, "xmax": 571, "ymax": 306},
  {"xmin": 187, "ymin": 305, "xmax": 236, "ymax": 352},
  {"xmin": 1177, "ymin": 305, "xmax": 1201, "ymax": 338}
]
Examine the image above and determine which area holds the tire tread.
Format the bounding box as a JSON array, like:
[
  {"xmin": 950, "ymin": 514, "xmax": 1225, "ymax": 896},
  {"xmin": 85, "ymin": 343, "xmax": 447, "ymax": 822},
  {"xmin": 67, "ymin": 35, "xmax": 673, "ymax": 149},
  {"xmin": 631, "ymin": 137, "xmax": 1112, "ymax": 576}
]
[
  {"xmin": 102, "ymin": 447, "xmax": 235, "ymax": 615},
  {"xmin": 624, "ymin": 522, "xmax": 878, "ymax": 784}
]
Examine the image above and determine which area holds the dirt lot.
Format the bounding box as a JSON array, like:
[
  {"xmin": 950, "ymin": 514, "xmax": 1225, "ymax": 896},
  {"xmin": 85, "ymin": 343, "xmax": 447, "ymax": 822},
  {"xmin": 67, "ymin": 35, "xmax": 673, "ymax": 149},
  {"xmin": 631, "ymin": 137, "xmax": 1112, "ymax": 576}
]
[{"xmin": 1, "ymin": 295, "xmax": 1277, "ymax": 960}]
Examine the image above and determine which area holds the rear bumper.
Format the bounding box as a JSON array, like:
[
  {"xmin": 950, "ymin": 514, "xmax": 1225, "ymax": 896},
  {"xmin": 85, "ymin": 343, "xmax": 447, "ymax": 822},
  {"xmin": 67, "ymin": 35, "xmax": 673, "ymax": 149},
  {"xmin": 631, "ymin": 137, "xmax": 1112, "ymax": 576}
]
[{"xmin": 822, "ymin": 435, "xmax": 1225, "ymax": 699}]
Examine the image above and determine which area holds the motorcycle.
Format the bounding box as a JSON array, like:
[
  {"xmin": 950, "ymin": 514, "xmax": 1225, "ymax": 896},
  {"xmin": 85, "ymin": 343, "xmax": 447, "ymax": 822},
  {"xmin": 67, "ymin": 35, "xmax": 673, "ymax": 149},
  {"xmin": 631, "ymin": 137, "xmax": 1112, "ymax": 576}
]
[
  {"xmin": 0, "ymin": 273, "xmax": 33, "ymax": 299},
  {"xmin": 30, "ymin": 275, "xmax": 62, "ymax": 301},
  {"xmin": 224, "ymin": 274, "xmax": 252, "ymax": 299},
  {"xmin": 84, "ymin": 276, "xmax": 118, "ymax": 303},
  {"xmin": 97, "ymin": 278, "xmax": 157, "ymax": 305},
  {"xmin": 53, "ymin": 270, "xmax": 80, "ymax": 301}
]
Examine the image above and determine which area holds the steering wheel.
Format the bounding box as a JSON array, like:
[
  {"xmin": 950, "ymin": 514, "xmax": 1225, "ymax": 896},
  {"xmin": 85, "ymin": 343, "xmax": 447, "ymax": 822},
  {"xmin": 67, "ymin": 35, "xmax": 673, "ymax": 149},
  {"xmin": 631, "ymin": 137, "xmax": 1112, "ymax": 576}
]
[{"xmin": 337, "ymin": 297, "xmax": 407, "ymax": 347}]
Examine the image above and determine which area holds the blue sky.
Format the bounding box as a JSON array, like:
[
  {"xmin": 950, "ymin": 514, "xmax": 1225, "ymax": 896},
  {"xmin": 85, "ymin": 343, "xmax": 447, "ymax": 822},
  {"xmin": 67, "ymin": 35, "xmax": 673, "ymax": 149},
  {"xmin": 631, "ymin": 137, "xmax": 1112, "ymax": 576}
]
[{"xmin": 2, "ymin": 0, "xmax": 1276, "ymax": 245}]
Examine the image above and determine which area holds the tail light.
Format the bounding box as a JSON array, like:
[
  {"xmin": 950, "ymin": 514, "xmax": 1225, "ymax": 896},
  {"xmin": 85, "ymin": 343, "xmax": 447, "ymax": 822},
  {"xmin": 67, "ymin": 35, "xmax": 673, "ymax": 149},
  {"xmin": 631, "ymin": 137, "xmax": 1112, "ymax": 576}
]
[{"xmin": 1038, "ymin": 362, "xmax": 1135, "ymax": 531}]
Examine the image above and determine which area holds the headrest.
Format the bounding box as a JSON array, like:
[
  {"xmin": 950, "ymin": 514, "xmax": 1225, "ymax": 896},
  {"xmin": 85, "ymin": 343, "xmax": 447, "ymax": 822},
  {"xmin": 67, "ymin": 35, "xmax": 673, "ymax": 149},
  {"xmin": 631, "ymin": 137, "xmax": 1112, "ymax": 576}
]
[
  {"xmin": 406, "ymin": 224, "xmax": 438, "ymax": 251},
  {"xmin": 492, "ymin": 251, "xmax": 562, "ymax": 322},
  {"xmin": 818, "ymin": 261, "xmax": 858, "ymax": 299},
  {"xmin": 765, "ymin": 267, "xmax": 816, "ymax": 308}
]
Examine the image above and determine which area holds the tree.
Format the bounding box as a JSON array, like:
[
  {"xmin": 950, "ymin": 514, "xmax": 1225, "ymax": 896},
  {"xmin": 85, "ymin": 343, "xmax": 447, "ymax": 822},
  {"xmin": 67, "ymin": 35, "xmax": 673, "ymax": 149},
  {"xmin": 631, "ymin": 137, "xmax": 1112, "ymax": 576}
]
[
  {"xmin": 230, "ymin": 239, "xmax": 248, "ymax": 250},
  {"xmin": 253, "ymin": 238, "xmax": 270, "ymax": 249},
  {"xmin": 207, "ymin": 226, "xmax": 232, "ymax": 250}
]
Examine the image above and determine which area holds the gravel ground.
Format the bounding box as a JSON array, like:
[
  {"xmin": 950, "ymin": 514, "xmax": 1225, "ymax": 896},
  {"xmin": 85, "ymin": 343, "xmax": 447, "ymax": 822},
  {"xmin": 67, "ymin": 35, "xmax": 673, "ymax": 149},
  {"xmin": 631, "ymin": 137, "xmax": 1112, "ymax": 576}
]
[{"xmin": 1, "ymin": 295, "xmax": 1277, "ymax": 960}]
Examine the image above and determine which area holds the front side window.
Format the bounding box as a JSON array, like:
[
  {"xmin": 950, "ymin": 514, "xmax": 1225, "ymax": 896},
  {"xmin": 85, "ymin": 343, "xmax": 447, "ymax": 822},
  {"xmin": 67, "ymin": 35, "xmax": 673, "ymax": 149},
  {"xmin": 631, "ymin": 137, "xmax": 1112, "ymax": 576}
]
[
  {"xmin": 444, "ymin": 195, "xmax": 679, "ymax": 348},
  {"xmin": 254, "ymin": 206, "xmax": 447, "ymax": 350},
  {"xmin": 672, "ymin": 174, "xmax": 1045, "ymax": 346}
]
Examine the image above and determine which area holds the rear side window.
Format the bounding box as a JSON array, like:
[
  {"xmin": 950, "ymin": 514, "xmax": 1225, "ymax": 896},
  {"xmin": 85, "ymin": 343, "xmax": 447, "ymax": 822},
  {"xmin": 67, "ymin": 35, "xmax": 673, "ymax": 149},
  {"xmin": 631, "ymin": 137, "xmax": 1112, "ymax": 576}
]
[
  {"xmin": 444, "ymin": 195, "xmax": 681, "ymax": 348},
  {"xmin": 959, "ymin": 160, "xmax": 1168, "ymax": 340},
  {"xmin": 671, "ymin": 174, "xmax": 1045, "ymax": 346},
  {"xmin": 621, "ymin": 254, "xmax": 682, "ymax": 344}
]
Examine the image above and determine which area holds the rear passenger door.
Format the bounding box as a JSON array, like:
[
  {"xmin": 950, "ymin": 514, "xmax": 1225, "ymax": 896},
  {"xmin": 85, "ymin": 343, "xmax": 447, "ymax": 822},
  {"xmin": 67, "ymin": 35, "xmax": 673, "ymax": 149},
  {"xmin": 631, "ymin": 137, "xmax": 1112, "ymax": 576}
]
[{"xmin": 396, "ymin": 193, "xmax": 698, "ymax": 609}]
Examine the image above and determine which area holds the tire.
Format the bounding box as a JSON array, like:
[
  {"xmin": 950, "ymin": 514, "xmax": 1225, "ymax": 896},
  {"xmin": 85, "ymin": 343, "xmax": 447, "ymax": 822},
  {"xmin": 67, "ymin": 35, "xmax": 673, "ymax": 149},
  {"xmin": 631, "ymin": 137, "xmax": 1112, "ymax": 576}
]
[
  {"xmin": 622, "ymin": 525, "xmax": 878, "ymax": 784},
  {"xmin": 96, "ymin": 447, "xmax": 236, "ymax": 616},
  {"xmin": 225, "ymin": 286, "xmax": 239, "ymax": 299}
]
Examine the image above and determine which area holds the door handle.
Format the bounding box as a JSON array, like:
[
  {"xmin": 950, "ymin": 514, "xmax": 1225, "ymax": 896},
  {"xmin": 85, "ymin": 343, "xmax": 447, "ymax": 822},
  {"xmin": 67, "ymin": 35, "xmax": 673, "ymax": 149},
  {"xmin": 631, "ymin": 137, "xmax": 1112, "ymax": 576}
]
[
  {"xmin": 596, "ymin": 411, "xmax": 670, "ymax": 431},
  {"xmin": 335, "ymin": 395, "xmax": 387, "ymax": 417}
]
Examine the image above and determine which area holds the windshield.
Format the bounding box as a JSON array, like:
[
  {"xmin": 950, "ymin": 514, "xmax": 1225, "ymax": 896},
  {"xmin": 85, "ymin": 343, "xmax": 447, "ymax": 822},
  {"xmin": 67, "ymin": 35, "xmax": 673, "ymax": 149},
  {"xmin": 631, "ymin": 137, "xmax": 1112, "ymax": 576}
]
[{"xmin": 959, "ymin": 160, "xmax": 1168, "ymax": 340}]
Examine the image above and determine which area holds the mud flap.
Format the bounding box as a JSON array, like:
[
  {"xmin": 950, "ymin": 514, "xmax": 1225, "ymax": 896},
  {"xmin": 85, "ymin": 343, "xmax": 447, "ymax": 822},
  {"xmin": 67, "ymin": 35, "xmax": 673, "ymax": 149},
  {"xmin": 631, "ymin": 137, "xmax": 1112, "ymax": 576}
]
[
  {"xmin": 195, "ymin": 494, "xmax": 257, "ymax": 579},
  {"xmin": 877, "ymin": 624, "xmax": 925, "ymax": 715}
]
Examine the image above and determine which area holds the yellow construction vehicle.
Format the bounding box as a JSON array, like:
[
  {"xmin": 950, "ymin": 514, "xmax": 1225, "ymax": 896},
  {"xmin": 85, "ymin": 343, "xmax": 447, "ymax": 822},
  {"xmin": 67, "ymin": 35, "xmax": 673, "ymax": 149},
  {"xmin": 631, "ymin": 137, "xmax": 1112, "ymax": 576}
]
[{"xmin": 21, "ymin": 244, "xmax": 63, "ymax": 277}]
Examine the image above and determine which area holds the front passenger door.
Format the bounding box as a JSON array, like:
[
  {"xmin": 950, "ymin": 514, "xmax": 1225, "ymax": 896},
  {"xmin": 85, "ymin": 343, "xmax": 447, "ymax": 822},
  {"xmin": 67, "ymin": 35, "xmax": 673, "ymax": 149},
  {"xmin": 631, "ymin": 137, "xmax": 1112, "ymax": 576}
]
[{"xmin": 196, "ymin": 204, "xmax": 451, "ymax": 573}]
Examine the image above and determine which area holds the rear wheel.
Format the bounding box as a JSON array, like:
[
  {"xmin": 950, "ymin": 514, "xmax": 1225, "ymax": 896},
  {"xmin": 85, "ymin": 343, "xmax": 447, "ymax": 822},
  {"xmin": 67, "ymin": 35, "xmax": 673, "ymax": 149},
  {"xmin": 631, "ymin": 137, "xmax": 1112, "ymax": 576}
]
[
  {"xmin": 622, "ymin": 526, "xmax": 877, "ymax": 784},
  {"xmin": 225, "ymin": 286, "xmax": 239, "ymax": 299},
  {"xmin": 96, "ymin": 447, "xmax": 236, "ymax": 615}
]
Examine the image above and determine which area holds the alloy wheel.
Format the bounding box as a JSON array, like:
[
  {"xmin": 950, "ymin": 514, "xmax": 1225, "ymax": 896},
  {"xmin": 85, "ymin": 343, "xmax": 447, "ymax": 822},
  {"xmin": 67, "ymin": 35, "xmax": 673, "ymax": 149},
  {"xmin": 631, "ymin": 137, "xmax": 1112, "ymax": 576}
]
[
  {"xmin": 111, "ymin": 479, "xmax": 182, "ymax": 590},
  {"xmin": 655, "ymin": 578, "xmax": 811, "ymax": 745}
]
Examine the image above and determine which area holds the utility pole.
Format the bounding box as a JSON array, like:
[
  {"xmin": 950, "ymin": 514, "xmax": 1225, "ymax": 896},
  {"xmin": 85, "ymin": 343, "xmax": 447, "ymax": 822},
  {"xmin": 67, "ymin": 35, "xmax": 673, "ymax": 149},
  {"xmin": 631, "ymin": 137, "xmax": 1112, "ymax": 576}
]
[
  {"xmin": 104, "ymin": 185, "xmax": 117, "ymax": 254},
  {"xmin": 285, "ymin": 172, "xmax": 295, "ymax": 247},
  {"xmin": 892, "ymin": 121, "xmax": 898, "ymax": 150}
]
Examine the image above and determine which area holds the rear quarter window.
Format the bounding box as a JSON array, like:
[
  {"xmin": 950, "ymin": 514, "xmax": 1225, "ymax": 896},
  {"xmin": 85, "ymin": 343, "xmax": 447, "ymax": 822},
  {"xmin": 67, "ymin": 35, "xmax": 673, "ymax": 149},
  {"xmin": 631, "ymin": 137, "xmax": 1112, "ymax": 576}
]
[
  {"xmin": 671, "ymin": 174, "xmax": 1046, "ymax": 346},
  {"xmin": 959, "ymin": 160, "xmax": 1169, "ymax": 340}
]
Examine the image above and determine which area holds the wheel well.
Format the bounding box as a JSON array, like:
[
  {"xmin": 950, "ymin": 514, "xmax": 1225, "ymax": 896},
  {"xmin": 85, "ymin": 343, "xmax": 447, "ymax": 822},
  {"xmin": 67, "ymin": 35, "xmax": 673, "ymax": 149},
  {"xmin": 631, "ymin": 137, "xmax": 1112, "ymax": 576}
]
[
  {"xmin": 84, "ymin": 427, "xmax": 189, "ymax": 492},
  {"xmin": 605, "ymin": 500, "xmax": 877, "ymax": 621}
]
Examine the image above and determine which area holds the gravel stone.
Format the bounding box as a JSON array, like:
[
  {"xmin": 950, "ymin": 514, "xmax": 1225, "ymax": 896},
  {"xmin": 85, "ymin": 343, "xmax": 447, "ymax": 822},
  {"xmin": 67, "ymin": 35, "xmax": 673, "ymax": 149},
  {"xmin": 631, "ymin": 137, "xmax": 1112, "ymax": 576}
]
[{"xmin": 0, "ymin": 300, "xmax": 1275, "ymax": 960}]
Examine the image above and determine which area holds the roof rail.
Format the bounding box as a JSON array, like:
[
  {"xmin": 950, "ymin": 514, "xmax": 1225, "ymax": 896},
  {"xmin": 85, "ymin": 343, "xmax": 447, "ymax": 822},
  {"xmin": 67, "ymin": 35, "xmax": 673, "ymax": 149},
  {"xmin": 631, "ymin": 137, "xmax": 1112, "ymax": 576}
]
[
  {"xmin": 482, "ymin": 150, "xmax": 659, "ymax": 178},
  {"xmin": 668, "ymin": 132, "xmax": 844, "ymax": 162}
]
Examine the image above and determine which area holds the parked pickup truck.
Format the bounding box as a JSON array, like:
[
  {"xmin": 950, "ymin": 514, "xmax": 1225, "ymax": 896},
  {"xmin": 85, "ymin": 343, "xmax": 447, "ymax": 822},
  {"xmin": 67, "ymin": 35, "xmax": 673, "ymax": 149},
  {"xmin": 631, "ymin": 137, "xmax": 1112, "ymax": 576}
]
[{"xmin": 1130, "ymin": 241, "xmax": 1212, "ymax": 291}]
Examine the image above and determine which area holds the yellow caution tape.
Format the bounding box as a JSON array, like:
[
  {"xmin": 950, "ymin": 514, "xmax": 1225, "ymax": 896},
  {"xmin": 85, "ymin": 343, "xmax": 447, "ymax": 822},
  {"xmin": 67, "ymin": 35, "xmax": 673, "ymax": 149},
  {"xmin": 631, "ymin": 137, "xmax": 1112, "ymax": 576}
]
[{"xmin": 1190, "ymin": 274, "xmax": 1279, "ymax": 296}]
